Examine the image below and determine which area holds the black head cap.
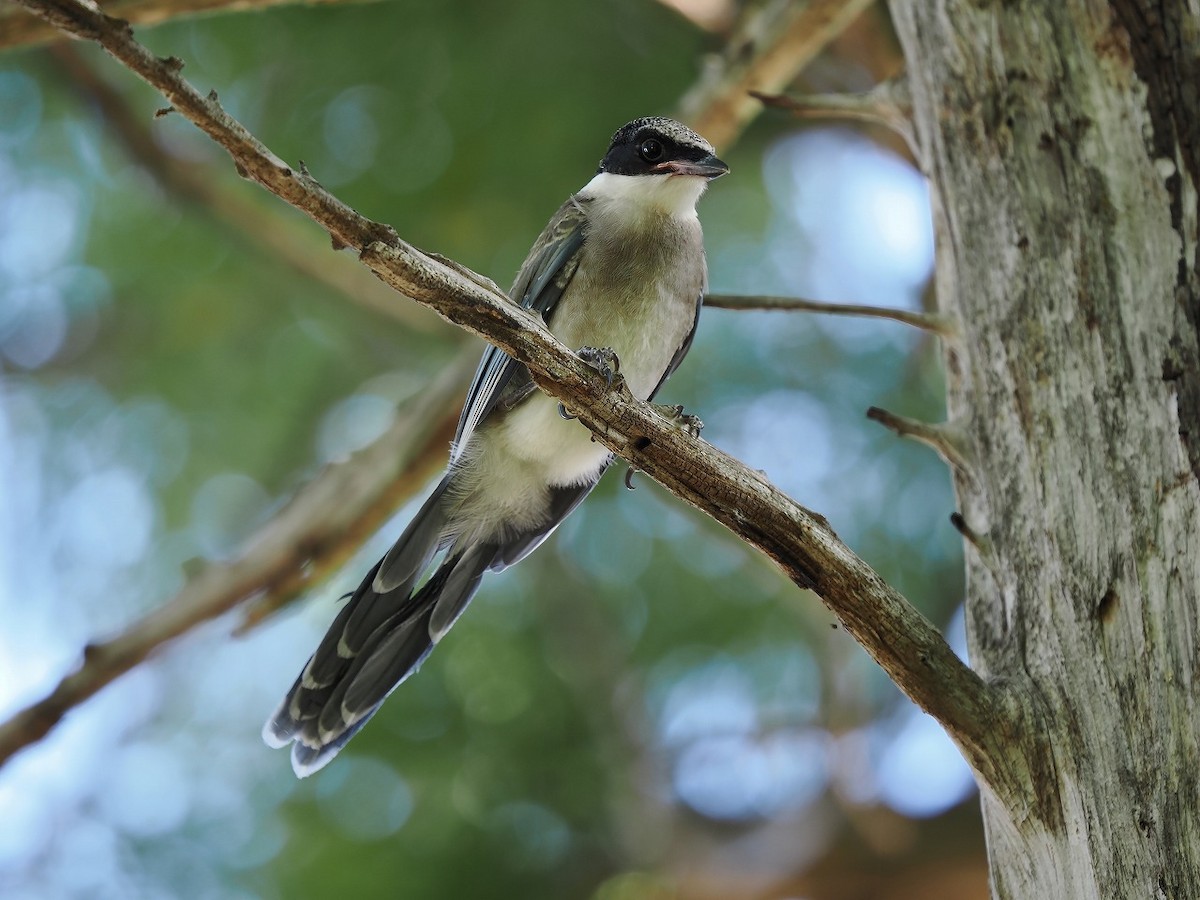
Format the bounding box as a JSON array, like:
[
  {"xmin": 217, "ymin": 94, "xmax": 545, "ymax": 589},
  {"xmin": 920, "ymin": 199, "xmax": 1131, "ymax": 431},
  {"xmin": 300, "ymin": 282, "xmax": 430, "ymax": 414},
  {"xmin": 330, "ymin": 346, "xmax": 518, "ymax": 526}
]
[{"xmin": 598, "ymin": 116, "xmax": 729, "ymax": 179}]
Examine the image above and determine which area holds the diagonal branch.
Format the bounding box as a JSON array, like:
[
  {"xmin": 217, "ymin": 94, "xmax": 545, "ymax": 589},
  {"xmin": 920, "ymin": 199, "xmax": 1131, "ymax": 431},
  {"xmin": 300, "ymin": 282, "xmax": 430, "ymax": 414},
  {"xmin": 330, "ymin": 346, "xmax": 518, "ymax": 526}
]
[
  {"xmin": 679, "ymin": 0, "xmax": 878, "ymax": 148},
  {"xmin": 7, "ymin": 0, "xmax": 1026, "ymax": 804},
  {"xmin": 681, "ymin": 0, "xmax": 878, "ymax": 148}
]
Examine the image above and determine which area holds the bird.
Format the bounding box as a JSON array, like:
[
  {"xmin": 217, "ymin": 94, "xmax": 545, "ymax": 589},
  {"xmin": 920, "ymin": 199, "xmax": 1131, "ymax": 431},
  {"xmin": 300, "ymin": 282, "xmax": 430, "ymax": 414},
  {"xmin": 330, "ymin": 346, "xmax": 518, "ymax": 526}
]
[{"xmin": 264, "ymin": 116, "xmax": 728, "ymax": 776}]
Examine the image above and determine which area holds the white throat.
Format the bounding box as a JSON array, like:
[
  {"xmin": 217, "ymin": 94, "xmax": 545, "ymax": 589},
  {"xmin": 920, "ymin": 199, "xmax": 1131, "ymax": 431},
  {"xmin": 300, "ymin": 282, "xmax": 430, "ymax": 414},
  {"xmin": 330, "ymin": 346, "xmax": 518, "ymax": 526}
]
[{"xmin": 579, "ymin": 171, "xmax": 708, "ymax": 220}]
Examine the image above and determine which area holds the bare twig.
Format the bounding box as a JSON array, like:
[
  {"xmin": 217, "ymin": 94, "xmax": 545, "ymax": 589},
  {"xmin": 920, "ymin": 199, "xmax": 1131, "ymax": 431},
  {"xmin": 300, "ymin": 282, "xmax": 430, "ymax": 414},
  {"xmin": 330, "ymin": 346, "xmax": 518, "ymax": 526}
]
[
  {"xmin": 752, "ymin": 75, "xmax": 919, "ymax": 158},
  {"xmin": 679, "ymin": 0, "xmax": 877, "ymax": 149},
  {"xmin": 5, "ymin": 0, "xmax": 1017, "ymax": 799},
  {"xmin": 0, "ymin": 352, "xmax": 473, "ymax": 767},
  {"xmin": 705, "ymin": 292, "xmax": 958, "ymax": 337},
  {"xmin": 0, "ymin": 0, "xmax": 383, "ymax": 52},
  {"xmin": 866, "ymin": 405, "xmax": 973, "ymax": 474}
]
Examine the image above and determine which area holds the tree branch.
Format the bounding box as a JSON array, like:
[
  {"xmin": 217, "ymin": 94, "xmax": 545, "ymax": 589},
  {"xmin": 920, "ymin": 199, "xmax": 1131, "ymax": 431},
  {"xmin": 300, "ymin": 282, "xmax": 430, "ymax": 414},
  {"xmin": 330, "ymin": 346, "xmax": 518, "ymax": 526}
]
[
  {"xmin": 751, "ymin": 76, "xmax": 919, "ymax": 159},
  {"xmin": 678, "ymin": 0, "xmax": 877, "ymax": 148},
  {"xmin": 705, "ymin": 292, "xmax": 958, "ymax": 337},
  {"xmin": 0, "ymin": 352, "xmax": 472, "ymax": 767},
  {"xmin": 7, "ymin": 0, "xmax": 1021, "ymax": 802},
  {"xmin": 866, "ymin": 405, "xmax": 973, "ymax": 475}
]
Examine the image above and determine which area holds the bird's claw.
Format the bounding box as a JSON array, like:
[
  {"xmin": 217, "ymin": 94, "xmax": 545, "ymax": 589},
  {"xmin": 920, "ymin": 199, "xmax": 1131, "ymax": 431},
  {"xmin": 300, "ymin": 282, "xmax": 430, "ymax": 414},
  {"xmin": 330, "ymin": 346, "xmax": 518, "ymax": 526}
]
[
  {"xmin": 577, "ymin": 346, "xmax": 621, "ymax": 389},
  {"xmin": 624, "ymin": 405, "xmax": 702, "ymax": 490},
  {"xmin": 559, "ymin": 347, "xmax": 620, "ymax": 419},
  {"xmin": 654, "ymin": 403, "xmax": 704, "ymax": 437}
]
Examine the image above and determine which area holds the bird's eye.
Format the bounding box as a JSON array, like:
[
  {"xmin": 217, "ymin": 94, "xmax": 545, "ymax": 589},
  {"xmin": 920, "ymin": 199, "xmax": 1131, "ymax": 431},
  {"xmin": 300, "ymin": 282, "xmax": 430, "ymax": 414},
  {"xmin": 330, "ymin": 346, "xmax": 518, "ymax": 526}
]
[{"xmin": 638, "ymin": 138, "xmax": 665, "ymax": 163}]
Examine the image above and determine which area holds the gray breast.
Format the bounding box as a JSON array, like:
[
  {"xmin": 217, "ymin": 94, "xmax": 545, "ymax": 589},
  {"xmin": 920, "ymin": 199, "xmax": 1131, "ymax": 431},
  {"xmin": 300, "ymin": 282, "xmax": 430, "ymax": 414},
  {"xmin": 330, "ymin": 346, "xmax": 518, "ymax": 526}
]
[{"xmin": 552, "ymin": 212, "xmax": 704, "ymax": 400}]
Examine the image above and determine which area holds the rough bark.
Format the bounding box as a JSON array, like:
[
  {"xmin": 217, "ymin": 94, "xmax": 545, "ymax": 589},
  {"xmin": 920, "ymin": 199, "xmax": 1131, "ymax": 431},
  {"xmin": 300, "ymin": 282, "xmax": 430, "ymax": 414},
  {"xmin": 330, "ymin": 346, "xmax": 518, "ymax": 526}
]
[{"xmin": 890, "ymin": 1, "xmax": 1200, "ymax": 897}]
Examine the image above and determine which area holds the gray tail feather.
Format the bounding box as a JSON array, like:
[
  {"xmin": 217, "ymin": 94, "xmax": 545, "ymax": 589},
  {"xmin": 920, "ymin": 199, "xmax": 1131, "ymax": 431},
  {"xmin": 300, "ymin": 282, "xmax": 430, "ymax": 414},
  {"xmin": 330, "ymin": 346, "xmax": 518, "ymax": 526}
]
[
  {"xmin": 262, "ymin": 480, "xmax": 497, "ymax": 777},
  {"xmin": 263, "ymin": 478, "xmax": 605, "ymax": 777}
]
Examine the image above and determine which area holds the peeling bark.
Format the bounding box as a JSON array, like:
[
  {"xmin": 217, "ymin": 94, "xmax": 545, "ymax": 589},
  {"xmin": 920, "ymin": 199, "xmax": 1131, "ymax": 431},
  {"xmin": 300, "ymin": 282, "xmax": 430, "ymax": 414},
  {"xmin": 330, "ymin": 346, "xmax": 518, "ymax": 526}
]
[{"xmin": 890, "ymin": 0, "xmax": 1200, "ymax": 896}]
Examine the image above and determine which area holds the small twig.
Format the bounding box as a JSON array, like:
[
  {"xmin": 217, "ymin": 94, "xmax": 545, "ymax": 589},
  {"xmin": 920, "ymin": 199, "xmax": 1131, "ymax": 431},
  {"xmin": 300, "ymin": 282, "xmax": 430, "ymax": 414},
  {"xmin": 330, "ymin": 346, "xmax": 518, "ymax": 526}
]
[
  {"xmin": 752, "ymin": 75, "xmax": 919, "ymax": 159},
  {"xmin": 705, "ymin": 293, "xmax": 957, "ymax": 337},
  {"xmin": 866, "ymin": 406, "xmax": 973, "ymax": 475},
  {"xmin": 0, "ymin": 353, "xmax": 473, "ymax": 768}
]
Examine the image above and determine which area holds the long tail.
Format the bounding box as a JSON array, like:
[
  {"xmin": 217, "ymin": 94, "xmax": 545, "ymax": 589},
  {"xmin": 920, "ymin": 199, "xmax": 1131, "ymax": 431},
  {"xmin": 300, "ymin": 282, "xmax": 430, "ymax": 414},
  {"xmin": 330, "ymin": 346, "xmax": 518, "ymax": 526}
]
[
  {"xmin": 263, "ymin": 476, "xmax": 602, "ymax": 776},
  {"xmin": 263, "ymin": 479, "xmax": 496, "ymax": 777}
]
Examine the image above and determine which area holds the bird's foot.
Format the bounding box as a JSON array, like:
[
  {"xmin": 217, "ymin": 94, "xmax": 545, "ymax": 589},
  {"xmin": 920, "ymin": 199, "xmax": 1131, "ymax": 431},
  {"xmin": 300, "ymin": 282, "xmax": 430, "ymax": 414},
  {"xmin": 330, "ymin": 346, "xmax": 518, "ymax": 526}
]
[
  {"xmin": 561, "ymin": 347, "xmax": 621, "ymax": 420},
  {"xmin": 624, "ymin": 465, "xmax": 640, "ymax": 490},
  {"xmin": 624, "ymin": 405, "xmax": 702, "ymax": 490},
  {"xmin": 654, "ymin": 403, "xmax": 704, "ymax": 437},
  {"xmin": 577, "ymin": 346, "xmax": 621, "ymax": 388}
]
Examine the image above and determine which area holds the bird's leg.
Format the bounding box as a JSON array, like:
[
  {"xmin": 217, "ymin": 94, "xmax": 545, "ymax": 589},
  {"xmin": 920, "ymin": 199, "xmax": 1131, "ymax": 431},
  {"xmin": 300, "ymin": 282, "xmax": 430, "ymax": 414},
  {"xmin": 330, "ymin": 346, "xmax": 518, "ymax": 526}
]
[{"xmin": 559, "ymin": 346, "xmax": 622, "ymax": 419}]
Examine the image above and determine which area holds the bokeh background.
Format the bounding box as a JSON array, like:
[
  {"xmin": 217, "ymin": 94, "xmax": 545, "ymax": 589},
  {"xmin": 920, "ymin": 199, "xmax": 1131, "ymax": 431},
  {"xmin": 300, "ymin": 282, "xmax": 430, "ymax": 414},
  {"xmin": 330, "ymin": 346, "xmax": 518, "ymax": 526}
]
[{"xmin": 0, "ymin": 1, "xmax": 986, "ymax": 897}]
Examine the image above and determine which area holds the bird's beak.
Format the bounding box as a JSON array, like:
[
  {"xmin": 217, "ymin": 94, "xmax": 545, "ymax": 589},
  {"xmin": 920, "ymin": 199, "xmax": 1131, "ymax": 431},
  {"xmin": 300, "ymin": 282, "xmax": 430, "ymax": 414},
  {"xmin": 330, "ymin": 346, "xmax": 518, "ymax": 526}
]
[{"xmin": 654, "ymin": 154, "xmax": 730, "ymax": 179}]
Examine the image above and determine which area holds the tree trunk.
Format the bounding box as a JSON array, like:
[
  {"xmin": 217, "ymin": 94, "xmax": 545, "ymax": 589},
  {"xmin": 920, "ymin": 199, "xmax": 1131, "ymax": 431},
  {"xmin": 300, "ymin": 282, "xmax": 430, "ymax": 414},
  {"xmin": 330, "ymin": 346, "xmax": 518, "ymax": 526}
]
[{"xmin": 889, "ymin": 1, "xmax": 1200, "ymax": 896}]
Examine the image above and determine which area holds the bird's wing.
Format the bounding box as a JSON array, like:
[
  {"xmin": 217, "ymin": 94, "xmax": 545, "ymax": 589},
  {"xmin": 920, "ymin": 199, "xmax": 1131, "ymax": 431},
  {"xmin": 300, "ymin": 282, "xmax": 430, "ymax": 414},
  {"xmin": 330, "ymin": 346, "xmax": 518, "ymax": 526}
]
[
  {"xmin": 450, "ymin": 198, "xmax": 588, "ymax": 462},
  {"xmin": 649, "ymin": 245, "xmax": 708, "ymax": 402},
  {"xmin": 649, "ymin": 291, "xmax": 703, "ymax": 401}
]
